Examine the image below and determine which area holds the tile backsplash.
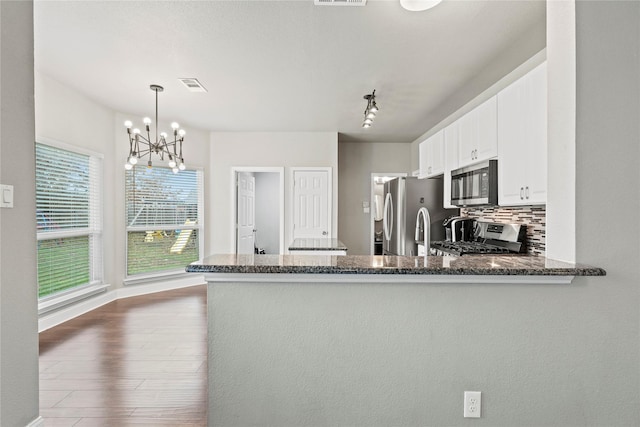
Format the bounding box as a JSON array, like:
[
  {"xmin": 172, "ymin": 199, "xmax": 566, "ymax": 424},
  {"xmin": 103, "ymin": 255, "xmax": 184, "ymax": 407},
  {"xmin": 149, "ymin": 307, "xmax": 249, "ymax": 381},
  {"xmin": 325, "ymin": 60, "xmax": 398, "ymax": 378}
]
[{"xmin": 461, "ymin": 206, "xmax": 546, "ymax": 256}]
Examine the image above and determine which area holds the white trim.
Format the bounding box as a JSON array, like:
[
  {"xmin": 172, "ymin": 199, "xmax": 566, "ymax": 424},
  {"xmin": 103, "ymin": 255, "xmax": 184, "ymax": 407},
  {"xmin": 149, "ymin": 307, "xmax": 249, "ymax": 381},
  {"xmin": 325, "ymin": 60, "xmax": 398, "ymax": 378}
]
[
  {"xmin": 203, "ymin": 273, "xmax": 574, "ymax": 285},
  {"xmin": 38, "ymin": 277, "xmax": 206, "ymax": 332},
  {"xmin": 118, "ymin": 274, "xmax": 205, "ymax": 299},
  {"xmin": 26, "ymin": 416, "xmax": 45, "ymax": 427},
  {"xmin": 369, "ymin": 172, "xmax": 407, "ymax": 255},
  {"xmin": 230, "ymin": 167, "xmax": 285, "ymax": 254},
  {"xmin": 36, "ymin": 135, "xmax": 104, "ymax": 159},
  {"xmin": 123, "ymin": 270, "xmax": 199, "ymax": 285},
  {"xmin": 38, "ymin": 283, "xmax": 108, "ymax": 315},
  {"xmin": 38, "ymin": 287, "xmax": 116, "ymax": 332}
]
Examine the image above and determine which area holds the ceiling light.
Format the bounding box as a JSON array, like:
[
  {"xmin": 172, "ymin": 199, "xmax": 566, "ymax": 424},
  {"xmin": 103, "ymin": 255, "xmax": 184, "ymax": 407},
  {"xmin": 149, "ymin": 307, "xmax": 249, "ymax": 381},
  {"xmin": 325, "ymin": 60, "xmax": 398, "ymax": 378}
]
[
  {"xmin": 124, "ymin": 85, "xmax": 186, "ymax": 171},
  {"xmin": 362, "ymin": 90, "xmax": 379, "ymax": 129},
  {"xmin": 400, "ymin": 0, "xmax": 442, "ymax": 12}
]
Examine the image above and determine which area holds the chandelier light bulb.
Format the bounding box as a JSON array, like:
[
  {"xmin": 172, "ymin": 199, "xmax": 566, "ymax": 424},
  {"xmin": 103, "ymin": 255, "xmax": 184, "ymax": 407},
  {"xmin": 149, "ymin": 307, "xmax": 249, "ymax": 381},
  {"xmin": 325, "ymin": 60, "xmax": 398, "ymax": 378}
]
[
  {"xmin": 364, "ymin": 118, "xmax": 373, "ymax": 125},
  {"xmin": 366, "ymin": 111, "xmax": 376, "ymax": 120},
  {"xmin": 363, "ymin": 123, "xmax": 371, "ymax": 128},
  {"xmin": 124, "ymin": 85, "xmax": 187, "ymax": 172},
  {"xmin": 124, "ymin": 163, "xmax": 133, "ymax": 170},
  {"xmin": 370, "ymin": 104, "xmax": 379, "ymax": 114},
  {"xmin": 179, "ymin": 162, "xmax": 186, "ymax": 170}
]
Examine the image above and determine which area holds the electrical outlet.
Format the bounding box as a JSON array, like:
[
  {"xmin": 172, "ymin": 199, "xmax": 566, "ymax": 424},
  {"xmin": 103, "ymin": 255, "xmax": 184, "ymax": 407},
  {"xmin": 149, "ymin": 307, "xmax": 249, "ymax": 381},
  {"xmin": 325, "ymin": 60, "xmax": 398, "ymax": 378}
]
[{"xmin": 464, "ymin": 391, "xmax": 481, "ymax": 418}]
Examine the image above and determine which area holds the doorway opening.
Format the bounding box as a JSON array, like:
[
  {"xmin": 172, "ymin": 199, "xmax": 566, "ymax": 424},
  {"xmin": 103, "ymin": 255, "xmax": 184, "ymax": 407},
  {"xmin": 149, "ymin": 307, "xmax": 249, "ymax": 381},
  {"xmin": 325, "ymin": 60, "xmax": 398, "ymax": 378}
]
[
  {"xmin": 232, "ymin": 167, "xmax": 285, "ymax": 254},
  {"xmin": 369, "ymin": 172, "xmax": 407, "ymax": 255}
]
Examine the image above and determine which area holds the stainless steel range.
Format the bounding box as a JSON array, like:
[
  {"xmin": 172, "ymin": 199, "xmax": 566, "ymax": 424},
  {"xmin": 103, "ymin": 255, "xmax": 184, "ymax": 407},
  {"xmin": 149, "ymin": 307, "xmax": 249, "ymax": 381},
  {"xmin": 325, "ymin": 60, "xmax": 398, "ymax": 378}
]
[{"xmin": 431, "ymin": 221, "xmax": 527, "ymax": 256}]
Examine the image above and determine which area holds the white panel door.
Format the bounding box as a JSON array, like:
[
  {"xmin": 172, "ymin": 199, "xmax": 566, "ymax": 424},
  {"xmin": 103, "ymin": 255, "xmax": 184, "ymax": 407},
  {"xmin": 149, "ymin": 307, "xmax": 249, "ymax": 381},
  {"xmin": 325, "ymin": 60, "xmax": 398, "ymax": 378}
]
[
  {"xmin": 293, "ymin": 170, "xmax": 330, "ymax": 239},
  {"xmin": 236, "ymin": 172, "xmax": 256, "ymax": 254}
]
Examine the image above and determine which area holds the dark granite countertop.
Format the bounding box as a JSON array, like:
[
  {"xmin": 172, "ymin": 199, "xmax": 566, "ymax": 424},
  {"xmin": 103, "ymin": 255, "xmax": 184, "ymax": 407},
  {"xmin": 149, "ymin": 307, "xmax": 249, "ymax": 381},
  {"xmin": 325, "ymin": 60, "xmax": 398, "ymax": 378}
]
[
  {"xmin": 186, "ymin": 254, "xmax": 605, "ymax": 277},
  {"xmin": 288, "ymin": 238, "xmax": 347, "ymax": 251}
]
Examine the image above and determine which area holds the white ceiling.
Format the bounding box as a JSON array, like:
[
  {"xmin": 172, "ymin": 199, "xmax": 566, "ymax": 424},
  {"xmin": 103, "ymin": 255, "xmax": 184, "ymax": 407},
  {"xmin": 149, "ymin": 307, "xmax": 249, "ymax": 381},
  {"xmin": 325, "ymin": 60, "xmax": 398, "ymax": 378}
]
[{"xmin": 34, "ymin": 0, "xmax": 546, "ymax": 144}]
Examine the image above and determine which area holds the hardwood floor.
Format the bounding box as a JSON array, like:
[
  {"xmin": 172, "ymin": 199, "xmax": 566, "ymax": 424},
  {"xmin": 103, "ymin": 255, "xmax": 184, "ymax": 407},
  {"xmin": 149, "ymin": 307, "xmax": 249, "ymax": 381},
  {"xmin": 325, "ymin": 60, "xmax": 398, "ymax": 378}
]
[{"xmin": 39, "ymin": 285, "xmax": 207, "ymax": 426}]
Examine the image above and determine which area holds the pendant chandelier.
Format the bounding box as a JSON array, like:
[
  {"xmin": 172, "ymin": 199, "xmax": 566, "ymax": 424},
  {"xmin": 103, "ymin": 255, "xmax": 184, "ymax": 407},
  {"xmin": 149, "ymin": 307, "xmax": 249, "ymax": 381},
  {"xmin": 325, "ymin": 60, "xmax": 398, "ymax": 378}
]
[
  {"xmin": 124, "ymin": 84, "xmax": 186, "ymax": 173},
  {"xmin": 362, "ymin": 90, "xmax": 379, "ymax": 129}
]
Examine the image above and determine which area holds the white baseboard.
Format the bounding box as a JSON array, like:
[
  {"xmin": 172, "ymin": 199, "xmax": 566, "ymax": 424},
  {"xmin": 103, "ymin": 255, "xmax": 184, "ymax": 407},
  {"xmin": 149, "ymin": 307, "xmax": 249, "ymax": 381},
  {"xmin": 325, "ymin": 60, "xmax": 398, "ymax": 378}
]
[
  {"xmin": 38, "ymin": 275, "xmax": 206, "ymax": 332},
  {"xmin": 26, "ymin": 416, "xmax": 44, "ymax": 427}
]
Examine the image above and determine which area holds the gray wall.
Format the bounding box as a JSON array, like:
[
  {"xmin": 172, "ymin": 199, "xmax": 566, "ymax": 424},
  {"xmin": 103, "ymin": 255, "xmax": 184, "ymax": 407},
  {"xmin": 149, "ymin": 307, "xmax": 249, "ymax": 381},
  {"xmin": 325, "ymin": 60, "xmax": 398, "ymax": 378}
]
[
  {"xmin": 338, "ymin": 142, "xmax": 412, "ymax": 255},
  {"xmin": 0, "ymin": 1, "xmax": 40, "ymax": 426},
  {"xmin": 574, "ymin": 2, "xmax": 640, "ymax": 424}
]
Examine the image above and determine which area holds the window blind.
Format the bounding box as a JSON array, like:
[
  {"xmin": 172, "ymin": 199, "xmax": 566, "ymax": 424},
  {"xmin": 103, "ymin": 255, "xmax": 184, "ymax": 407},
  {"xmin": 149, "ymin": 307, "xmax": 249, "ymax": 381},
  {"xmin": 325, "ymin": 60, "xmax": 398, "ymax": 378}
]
[
  {"xmin": 36, "ymin": 142, "xmax": 103, "ymax": 298},
  {"xmin": 125, "ymin": 165, "xmax": 203, "ymax": 277},
  {"xmin": 125, "ymin": 167, "xmax": 201, "ymax": 229}
]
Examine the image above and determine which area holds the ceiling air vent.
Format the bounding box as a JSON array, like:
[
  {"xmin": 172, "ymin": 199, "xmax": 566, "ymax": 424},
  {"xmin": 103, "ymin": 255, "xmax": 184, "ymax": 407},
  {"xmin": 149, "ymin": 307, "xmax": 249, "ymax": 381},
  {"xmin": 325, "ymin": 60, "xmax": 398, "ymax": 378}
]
[
  {"xmin": 179, "ymin": 78, "xmax": 208, "ymax": 93},
  {"xmin": 314, "ymin": 0, "xmax": 367, "ymax": 6}
]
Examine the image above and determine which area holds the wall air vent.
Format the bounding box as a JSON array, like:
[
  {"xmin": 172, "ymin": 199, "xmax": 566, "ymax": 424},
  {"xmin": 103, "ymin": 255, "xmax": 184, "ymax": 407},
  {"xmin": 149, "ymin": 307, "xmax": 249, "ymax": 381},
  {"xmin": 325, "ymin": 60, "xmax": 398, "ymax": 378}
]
[
  {"xmin": 178, "ymin": 78, "xmax": 208, "ymax": 93},
  {"xmin": 314, "ymin": 0, "xmax": 367, "ymax": 6}
]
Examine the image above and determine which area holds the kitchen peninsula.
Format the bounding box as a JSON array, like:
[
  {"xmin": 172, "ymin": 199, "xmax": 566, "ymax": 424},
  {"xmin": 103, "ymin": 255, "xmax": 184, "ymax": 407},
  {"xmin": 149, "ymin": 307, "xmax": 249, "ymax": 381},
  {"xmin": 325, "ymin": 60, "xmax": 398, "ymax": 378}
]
[{"xmin": 187, "ymin": 254, "xmax": 604, "ymax": 426}]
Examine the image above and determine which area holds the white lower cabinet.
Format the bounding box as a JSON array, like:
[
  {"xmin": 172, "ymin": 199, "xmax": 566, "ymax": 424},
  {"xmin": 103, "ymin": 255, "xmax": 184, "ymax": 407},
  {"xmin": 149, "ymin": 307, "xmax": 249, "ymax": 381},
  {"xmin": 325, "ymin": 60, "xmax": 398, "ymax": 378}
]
[{"xmin": 498, "ymin": 62, "xmax": 547, "ymax": 206}]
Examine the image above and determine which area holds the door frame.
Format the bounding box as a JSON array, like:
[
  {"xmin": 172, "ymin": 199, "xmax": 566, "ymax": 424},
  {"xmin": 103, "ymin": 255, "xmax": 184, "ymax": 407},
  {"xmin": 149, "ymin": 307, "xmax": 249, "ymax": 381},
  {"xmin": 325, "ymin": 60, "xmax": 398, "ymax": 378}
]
[
  {"xmin": 290, "ymin": 167, "xmax": 333, "ymax": 241},
  {"xmin": 231, "ymin": 167, "xmax": 285, "ymax": 254},
  {"xmin": 369, "ymin": 172, "xmax": 407, "ymax": 255}
]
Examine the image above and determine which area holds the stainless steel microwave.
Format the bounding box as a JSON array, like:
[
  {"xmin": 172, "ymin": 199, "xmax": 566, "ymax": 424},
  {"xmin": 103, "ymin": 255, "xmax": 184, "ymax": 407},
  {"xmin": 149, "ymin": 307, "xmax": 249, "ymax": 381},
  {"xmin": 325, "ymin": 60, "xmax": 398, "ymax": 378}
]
[{"xmin": 451, "ymin": 159, "xmax": 498, "ymax": 207}]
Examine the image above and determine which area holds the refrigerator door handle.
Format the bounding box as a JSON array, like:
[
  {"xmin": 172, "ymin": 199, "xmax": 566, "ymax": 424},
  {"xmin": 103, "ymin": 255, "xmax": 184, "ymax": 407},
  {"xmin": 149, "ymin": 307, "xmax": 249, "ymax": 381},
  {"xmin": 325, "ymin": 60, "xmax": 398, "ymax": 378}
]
[{"xmin": 383, "ymin": 192, "xmax": 393, "ymax": 241}]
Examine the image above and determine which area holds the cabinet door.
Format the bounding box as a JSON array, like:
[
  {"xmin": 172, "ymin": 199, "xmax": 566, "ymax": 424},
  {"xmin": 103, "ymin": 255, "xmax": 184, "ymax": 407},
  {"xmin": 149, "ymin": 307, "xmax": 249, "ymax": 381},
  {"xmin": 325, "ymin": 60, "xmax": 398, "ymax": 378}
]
[
  {"xmin": 522, "ymin": 62, "xmax": 547, "ymax": 205},
  {"xmin": 418, "ymin": 139, "xmax": 429, "ymax": 179},
  {"xmin": 458, "ymin": 109, "xmax": 476, "ymax": 165},
  {"xmin": 498, "ymin": 74, "xmax": 527, "ymax": 205},
  {"xmin": 443, "ymin": 122, "xmax": 459, "ymax": 208},
  {"xmin": 427, "ymin": 130, "xmax": 445, "ymax": 177},
  {"xmin": 474, "ymin": 96, "xmax": 498, "ymax": 162},
  {"xmin": 457, "ymin": 96, "xmax": 498, "ymax": 167},
  {"xmin": 498, "ymin": 62, "xmax": 547, "ymax": 206}
]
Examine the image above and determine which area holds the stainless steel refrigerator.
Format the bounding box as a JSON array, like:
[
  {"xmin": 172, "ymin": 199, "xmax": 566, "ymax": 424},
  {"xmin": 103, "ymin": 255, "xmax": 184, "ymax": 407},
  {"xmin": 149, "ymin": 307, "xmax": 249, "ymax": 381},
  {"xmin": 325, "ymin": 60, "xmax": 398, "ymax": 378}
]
[{"xmin": 382, "ymin": 177, "xmax": 457, "ymax": 256}]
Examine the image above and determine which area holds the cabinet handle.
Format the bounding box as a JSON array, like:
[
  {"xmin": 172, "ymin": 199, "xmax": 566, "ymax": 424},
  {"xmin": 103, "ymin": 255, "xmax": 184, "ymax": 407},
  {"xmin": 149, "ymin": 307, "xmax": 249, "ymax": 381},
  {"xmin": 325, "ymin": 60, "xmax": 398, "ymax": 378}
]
[
  {"xmin": 520, "ymin": 187, "xmax": 524, "ymax": 200},
  {"xmin": 525, "ymin": 186, "xmax": 530, "ymax": 199}
]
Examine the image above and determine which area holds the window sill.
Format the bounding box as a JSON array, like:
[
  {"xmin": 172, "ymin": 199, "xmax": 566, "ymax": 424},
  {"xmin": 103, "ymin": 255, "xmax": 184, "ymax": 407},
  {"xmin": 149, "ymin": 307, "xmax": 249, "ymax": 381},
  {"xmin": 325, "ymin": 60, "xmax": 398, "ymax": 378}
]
[
  {"xmin": 123, "ymin": 270, "xmax": 194, "ymax": 286},
  {"xmin": 38, "ymin": 283, "xmax": 108, "ymax": 316}
]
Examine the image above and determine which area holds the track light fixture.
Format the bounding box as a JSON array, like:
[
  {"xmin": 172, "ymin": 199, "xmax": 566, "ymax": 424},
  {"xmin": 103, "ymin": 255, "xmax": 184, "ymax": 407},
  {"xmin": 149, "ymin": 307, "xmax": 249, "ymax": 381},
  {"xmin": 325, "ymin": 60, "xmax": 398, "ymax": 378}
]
[
  {"xmin": 124, "ymin": 84, "xmax": 186, "ymax": 173},
  {"xmin": 362, "ymin": 90, "xmax": 379, "ymax": 129}
]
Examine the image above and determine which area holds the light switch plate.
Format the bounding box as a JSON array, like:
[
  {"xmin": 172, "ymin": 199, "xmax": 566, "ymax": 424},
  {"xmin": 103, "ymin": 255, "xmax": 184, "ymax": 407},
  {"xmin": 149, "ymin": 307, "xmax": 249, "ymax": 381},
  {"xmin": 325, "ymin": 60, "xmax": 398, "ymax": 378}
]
[{"xmin": 0, "ymin": 184, "xmax": 13, "ymax": 208}]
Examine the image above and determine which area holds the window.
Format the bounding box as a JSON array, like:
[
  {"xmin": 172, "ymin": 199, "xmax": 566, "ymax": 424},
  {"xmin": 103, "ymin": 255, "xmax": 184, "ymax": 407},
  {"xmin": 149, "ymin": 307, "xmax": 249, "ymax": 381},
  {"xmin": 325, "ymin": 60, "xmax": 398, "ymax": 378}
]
[
  {"xmin": 36, "ymin": 142, "xmax": 103, "ymax": 299},
  {"xmin": 125, "ymin": 166, "xmax": 203, "ymax": 277}
]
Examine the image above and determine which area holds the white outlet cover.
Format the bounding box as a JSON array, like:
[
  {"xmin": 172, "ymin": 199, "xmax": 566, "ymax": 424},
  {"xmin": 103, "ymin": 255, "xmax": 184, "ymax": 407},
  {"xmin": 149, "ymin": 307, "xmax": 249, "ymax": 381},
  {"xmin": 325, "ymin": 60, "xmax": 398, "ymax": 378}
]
[{"xmin": 464, "ymin": 391, "xmax": 481, "ymax": 418}]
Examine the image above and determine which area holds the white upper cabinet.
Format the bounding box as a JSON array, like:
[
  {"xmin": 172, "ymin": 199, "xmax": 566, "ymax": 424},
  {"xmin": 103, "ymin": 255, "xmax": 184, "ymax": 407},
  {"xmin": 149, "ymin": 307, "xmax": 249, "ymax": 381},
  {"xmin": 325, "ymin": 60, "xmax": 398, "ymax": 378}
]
[
  {"xmin": 418, "ymin": 130, "xmax": 445, "ymax": 179},
  {"xmin": 458, "ymin": 96, "xmax": 498, "ymax": 166},
  {"xmin": 498, "ymin": 61, "xmax": 547, "ymax": 206},
  {"xmin": 443, "ymin": 122, "xmax": 460, "ymax": 208}
]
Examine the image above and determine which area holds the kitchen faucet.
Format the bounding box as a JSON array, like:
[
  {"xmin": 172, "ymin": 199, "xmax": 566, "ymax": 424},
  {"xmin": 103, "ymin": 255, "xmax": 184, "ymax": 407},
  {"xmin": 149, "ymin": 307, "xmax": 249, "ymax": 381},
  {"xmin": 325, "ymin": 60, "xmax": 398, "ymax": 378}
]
[{"xmin": 415, "ymin": 207, "xmax": 431, "ymax": 256}]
